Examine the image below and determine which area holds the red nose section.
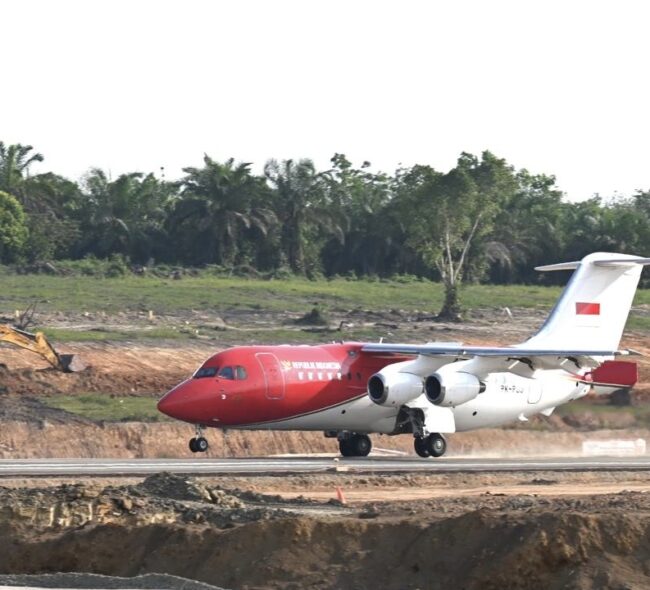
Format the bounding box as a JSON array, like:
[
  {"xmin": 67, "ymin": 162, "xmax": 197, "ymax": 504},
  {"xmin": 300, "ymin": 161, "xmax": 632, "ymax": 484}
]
[{"xmin": 158, "ymin": 380, "xmax": 202, "ymax": 423}]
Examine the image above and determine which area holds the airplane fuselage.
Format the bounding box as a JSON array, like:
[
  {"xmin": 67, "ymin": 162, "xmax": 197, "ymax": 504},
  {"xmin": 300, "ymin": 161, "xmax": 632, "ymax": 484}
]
[{"xmin": 157, "ymin": 342, "xmax": 591, "ymax": 434}]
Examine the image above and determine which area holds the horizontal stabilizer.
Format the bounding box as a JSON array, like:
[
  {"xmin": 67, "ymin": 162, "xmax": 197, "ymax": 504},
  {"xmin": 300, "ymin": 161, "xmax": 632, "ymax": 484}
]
[
  {"xmin": 535, "ymin": 261, "xmax": 580, "ymax": 272},
  {"xmin": 536, "ymin": 255, "xmax": 650, "ymax": 272},
  {"xmin": 594, "ymin": 258, "xmax": 650, "ymax": 267}
]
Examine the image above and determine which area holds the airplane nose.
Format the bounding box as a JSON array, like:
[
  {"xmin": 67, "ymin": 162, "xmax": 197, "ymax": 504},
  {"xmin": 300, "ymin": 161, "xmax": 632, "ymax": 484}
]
[{"xmin": 158, "ymin": 382, "xmax": 194, "ymax": 421}]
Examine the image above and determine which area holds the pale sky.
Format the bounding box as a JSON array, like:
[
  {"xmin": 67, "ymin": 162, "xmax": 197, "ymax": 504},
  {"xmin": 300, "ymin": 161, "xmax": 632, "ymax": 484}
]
[{"xmin": 3, "ymin": 0, "xmax": 649, "ymax": 200}]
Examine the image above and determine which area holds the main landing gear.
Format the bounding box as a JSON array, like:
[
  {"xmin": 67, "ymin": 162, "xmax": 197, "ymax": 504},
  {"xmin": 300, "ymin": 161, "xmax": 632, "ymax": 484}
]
[
  {"xmin": 338, "ymin": 433, "xmax": 372, "ymax": 457},
  {"xmin": 189, "ymin": 425, "xmax": 209, "ymax": 453},
  {"xmin": 414, "ymin": 433, "xmax": 446, "ymax": 458}
]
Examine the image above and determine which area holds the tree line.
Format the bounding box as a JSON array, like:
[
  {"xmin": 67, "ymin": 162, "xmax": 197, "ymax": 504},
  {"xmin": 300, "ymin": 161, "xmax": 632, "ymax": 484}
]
[{"xmin": 1, "ymin": 141, "xmax": 649, "ymax": 318}]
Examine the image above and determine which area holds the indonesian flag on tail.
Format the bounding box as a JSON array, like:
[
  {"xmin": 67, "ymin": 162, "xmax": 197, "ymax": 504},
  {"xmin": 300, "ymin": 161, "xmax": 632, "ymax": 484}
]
[
  {"xmin": 576, "ymin": 302, "xmax": 600, "ymax": 315},
  {"xmin": 574, "ymin": 301, "xmax": 601, "ymax": 328}
]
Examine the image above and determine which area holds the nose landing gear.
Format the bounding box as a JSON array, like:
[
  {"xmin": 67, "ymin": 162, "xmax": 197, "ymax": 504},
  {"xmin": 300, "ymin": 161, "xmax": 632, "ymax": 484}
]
[{"xmin": 189, "ymin": 425, "xmax": 209, "ymax": 453}]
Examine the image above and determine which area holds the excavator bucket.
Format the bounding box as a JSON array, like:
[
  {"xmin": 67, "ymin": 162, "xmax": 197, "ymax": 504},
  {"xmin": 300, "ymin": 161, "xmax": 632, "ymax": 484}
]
[
  {"xmin": 57, "ymin": 353, "xmax": 86, "ymax": 373},
  {"xmin": 0, "ymin": 325, "xmax": 85, "ymax": 373}
]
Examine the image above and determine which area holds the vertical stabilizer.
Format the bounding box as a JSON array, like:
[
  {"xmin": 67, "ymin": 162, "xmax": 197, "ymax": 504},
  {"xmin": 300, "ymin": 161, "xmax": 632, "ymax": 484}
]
[{"xmin": 522, "ymin": 252, "xmax": 650, "ymax": 351}]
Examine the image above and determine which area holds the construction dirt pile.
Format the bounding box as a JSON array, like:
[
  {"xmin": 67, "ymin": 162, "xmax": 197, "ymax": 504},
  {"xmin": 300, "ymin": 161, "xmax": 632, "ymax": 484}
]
[{"xmin": 2, "ymin": 472, "xmax": 650, "ymax": 589}]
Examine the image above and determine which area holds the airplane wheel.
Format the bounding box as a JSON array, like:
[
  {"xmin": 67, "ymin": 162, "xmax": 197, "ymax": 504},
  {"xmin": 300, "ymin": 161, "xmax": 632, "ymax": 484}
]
[
  {"xmin": 350, "ymin": 434, "xmax": 372, "ymax": 457},
  {"xmin": 189, "ymin": 438, "xmax": 199, "ymax": 453},
  {"xmin": 195, "ymin": 437, "xmax": 209, "ymax": 453},
  {"xmin": 426, "ymin": 434, "xmax": 447, "ymax": 458},
  {"xmin": 339, "ymin": 438, "xmax": 353, "ymax": 457},
  {"xmin": 414, "ymin": 437, "xmax": 430, "ymax": 458}
]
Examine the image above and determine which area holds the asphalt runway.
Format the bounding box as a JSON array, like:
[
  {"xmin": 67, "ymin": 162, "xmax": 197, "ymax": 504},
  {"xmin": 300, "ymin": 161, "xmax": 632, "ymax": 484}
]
[{"xmin": 1, "ymin": 455, "xmax": 650, "ymax": 477}]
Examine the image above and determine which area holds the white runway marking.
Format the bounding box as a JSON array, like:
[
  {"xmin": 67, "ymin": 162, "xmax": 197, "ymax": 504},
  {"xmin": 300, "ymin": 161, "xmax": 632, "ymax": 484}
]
[{"xmin": 0, "ymin": 456, "xmax": 650, "ymax": 477}]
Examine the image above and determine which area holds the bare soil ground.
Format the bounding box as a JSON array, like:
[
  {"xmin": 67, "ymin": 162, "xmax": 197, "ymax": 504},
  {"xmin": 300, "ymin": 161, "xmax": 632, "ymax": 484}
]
[
  {"xmin": 0, "ymin": 306, "xmax": 649, "ymax": 458},
  {"xmin": 2, "ymin": 308, "xmax": 650, "ymax": 588},
  {"xmin": 3, "ymin": 472, "xmax": 650, "ymax": 590}
]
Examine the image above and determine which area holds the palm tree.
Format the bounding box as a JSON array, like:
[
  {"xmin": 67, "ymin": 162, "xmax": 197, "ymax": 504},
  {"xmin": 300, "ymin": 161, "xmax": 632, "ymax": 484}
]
[
  {"xmin": 169, "ymin": 155, "xmax": 275, "ymax": 265},
  {"xmin": 264, "ymin": 158, "xmax": 345, "ymax": 274},
  {"xmin": 0, "ymin": 142, "xmax": 44, "ymax": 208},
  {"xmin": 77, "ymin": 168, "xmax": 171, "ymax": 261}
]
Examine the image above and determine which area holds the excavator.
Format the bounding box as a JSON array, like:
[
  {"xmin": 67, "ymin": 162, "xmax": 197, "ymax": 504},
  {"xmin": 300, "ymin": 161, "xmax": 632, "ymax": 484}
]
[{"xmin": 0, "ymin": 325, "xmax": 84, "ymax": 372}]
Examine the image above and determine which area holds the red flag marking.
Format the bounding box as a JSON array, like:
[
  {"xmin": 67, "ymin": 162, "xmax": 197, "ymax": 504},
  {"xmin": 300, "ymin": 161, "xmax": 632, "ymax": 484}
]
[{"xmin": 576, "ymin": 302, "xmax": 600, "ymax": 315}]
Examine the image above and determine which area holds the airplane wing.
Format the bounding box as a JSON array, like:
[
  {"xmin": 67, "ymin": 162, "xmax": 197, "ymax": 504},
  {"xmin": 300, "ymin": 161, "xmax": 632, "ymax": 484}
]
[
  {"xmin": 361, "ymin": 343, "xmax": 639, "ymax": 370},
  {"xmin": 361, "ymin": 343, "xmax": 636, "ymax": 357}
]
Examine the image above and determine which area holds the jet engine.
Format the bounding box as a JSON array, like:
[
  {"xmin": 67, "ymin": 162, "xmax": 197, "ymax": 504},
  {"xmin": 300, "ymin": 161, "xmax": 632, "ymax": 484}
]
[
  {"xmin": 425, "ymin": 371, "xmax": 484, "ymax": 407},
  {"xmin": 367, "ymin": 371, "xmax": 423, "ymax": 406}
]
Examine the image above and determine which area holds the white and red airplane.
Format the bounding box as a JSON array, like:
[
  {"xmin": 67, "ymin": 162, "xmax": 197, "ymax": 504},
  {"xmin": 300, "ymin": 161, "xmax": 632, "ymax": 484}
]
[{"xmin": 157, "ymin": 252, "xmax": 646, "ymax": 457}]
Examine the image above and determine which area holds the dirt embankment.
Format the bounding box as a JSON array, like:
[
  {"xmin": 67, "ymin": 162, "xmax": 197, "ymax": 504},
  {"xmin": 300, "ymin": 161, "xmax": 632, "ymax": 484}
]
[
  {"xmin": 1, "ymin": 418, "xmax": 649, "ymax": 459},
  {"xmin": 3, "ymin": 473, "xmax": 650, "ymax": 590},
  {"xmin": 0, "ymin": 332, "xmax": 649, "ymax": 459}
]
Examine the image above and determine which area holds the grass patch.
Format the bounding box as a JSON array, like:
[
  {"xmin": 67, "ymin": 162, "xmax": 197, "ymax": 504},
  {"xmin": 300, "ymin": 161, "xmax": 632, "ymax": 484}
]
[
  {"xmin": 624, "ymin": 315, "xmax": 650, "ymax": 331},
  {"xmin": 1, "ymin": 273, "xmax": 648, "ymax": 338},
  {"xmin": 0, "ymin": 274, "xmax": 571, "ymax": 315},
  {"xmin": 40, "ymin": 327, "xmax": 197, "ymax": 342},
  {"xmin": 46, "ymin": 394, "xmax": 167, "ymax": 422}
]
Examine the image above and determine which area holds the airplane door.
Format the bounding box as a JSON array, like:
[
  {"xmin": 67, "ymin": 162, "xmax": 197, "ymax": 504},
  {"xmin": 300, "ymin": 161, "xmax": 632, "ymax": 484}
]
[
  {"xmin": 527, "ymin": 381, "xmax": 542, "ymax": 404},
  {"xmin": 256, "ymin": 353, "xmax": 286, "ymax": 400}
]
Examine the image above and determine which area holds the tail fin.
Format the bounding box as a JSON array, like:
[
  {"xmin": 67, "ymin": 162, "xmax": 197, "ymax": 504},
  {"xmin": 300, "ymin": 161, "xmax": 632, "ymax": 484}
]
[{"xmin": 523, "ymin": 252, "xmax": 650, "ymax": 351}]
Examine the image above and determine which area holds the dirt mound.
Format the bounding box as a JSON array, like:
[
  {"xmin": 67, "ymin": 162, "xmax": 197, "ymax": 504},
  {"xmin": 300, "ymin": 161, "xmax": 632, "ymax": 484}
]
[
  {"xmin": 0, "ymin": 342, "xmax": 215, "ymax": 396},
  {"xmin": 2, "ymin": 506, "xmax": 650, "ymax": 589},
  {"xmin": 134, "ymin": 473, "xmax": 253, "ymax": 510},
  {"xmin": 136, "ymin": 472, "xmax": 215, "ymax": 502}
]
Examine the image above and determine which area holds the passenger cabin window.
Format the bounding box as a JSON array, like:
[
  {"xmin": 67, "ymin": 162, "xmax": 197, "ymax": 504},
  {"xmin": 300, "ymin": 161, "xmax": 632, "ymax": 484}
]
[
  {"xmin": 236, "ymin": 366, "xmax": 248, "ymax": 380},
  {"xmin": 218, "ymin": 366, "xmax": 235, "ymax": 380},
  {"xmin": 194, "ymin": 366, "xmax": 218, "ymax": 378}
]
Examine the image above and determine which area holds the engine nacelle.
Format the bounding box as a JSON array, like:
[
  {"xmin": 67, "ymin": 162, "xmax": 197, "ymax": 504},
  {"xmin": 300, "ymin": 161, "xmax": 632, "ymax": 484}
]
[
  {"xmin": 368, "ymin": 371, "xmax": 423, "ymax": 406},
  {"xmin": 425, "ymin": 371, "xmax": 484, "ymax": 407}
]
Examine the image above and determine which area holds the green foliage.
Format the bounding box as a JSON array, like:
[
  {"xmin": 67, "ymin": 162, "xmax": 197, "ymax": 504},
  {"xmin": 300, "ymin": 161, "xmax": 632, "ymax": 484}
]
[
  {"xmin": 0, "ymin": 190, "xmax": 28, "ymax": 262},
  {"xmin": 169, "ymin": 156, "xmax": 275, "ymax": 267},
  {"xmin": 396, "ymin": 152, "xmax": 517, "ymax": 318},
  {"xmin": 2, "ymin": 138, "xmax": 650, "ymax": 318},
  {"xmin": 0, "ymin": 142, "xmax": 43, "ymax": 197},
  {"xmin": 265, "ymin": 158, "xmax": 345, "ymax": 274},
  {"xmin": 105, "ymin": 254, "xmax": 130, "ymax": 277},
  {"xmin": 76, "ymin": 169, "xmax": 173, "ymax": 263}
]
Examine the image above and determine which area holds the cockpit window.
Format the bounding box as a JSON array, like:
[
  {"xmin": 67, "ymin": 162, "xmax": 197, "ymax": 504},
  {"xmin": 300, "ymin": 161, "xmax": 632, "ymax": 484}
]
[
  {"xmin": 236, "ymin": 366, "xmax": 248, "ymax": 380},
  {"xmin": 218, "ymin": 366, "xmax": 235, "ymax": 380},
  {"xmin": 194, "ymin": 366, "xmax": 218, "ymax": 378}
]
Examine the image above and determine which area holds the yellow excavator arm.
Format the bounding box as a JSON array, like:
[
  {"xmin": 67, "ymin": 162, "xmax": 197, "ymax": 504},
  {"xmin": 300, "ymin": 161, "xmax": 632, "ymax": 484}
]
[{"xmin": 0, "ymin": 325, "xmax": 84, "ymax": 372}]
